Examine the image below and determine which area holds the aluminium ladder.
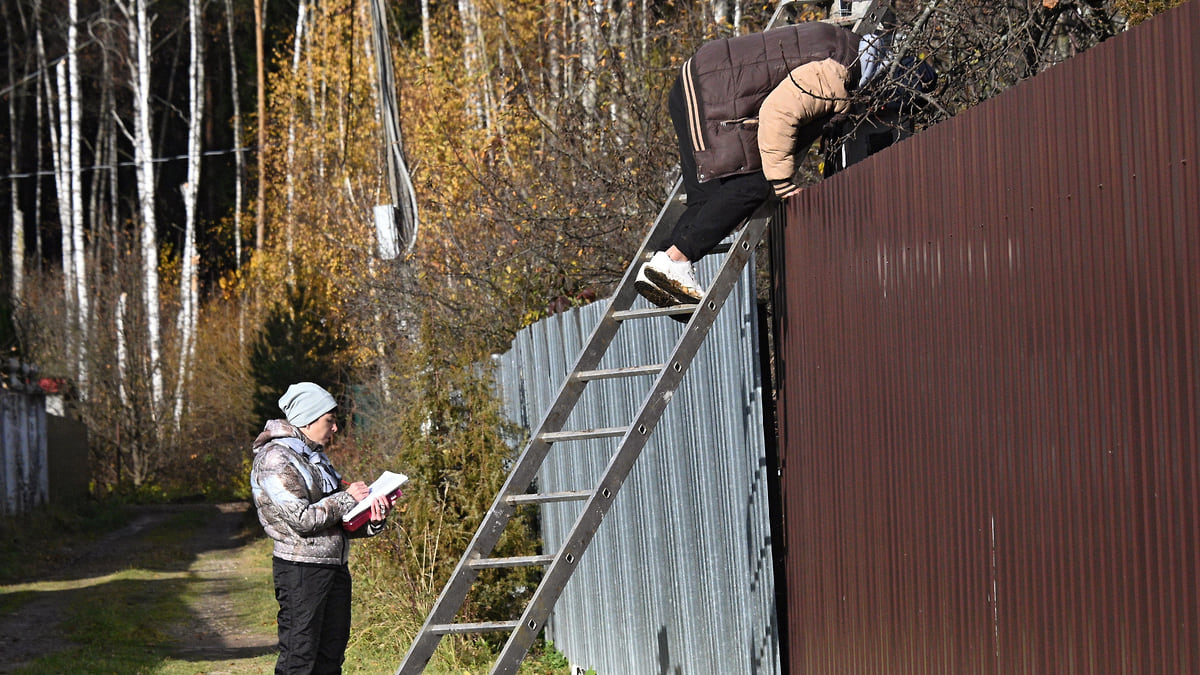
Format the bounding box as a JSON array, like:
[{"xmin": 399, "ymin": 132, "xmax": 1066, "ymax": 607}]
[
  {"xmin": 395, "ymin": 3, "xmax": 891, "ymax": 673},
  {"xmin": 395, "ymin": 178, "xmax": 774, "ymax": 675}
]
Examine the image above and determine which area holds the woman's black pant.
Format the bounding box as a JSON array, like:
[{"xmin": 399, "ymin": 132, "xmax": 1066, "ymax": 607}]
[{"xmin": 273, "ymin": 558, "xmax": 353, "ymax": 675}]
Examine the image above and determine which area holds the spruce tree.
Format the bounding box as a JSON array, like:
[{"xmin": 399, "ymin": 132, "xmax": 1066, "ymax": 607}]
[{"xmin": 248, "ymin": 282, "xmax": 349, "ymax": 426}]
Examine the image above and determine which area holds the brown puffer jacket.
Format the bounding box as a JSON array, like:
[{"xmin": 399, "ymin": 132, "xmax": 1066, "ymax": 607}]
[
  {"xmin": 250, "ymin": 420, "xmax": 381, "ymax": 565},
  {"xmin": 680, "ymin": 22, "xmax": 861, "ymax": 196}
]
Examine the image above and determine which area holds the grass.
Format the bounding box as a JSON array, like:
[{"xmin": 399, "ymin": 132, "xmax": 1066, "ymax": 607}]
[
  {"xmin": 0, "ymin": 500, "xmax": 131, "ymax": 585},
  {"xmin": 2, "ymin": 504, "xmax": 277, "ymax": 674},
  {"xmin": 342, "ymin": 539, "xmax": 575, "ymax": 674},
  {"xmin": 1, "ymin": 502, "xmax": 576, "ymax": 674}
]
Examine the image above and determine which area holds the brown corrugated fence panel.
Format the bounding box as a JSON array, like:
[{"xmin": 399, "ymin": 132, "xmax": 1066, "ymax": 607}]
[{"xmin": 771, "ymin": 3, "xmax": 1199, "ymax": 673}]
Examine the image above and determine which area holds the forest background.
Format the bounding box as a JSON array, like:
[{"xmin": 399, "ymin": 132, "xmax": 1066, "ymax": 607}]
[{"xmin": 0, "ymin": 0, "xmax": 1187, "ymax": 668}]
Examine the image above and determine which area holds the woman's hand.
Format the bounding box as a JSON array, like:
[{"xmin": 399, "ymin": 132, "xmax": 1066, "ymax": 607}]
[
  {"xmin": 346, "ymin": 481, "xmax": 370, "ymax": 501},
  {"xmin": 368, "ymin": 493, "xmax": 396, "ymax": 524}
]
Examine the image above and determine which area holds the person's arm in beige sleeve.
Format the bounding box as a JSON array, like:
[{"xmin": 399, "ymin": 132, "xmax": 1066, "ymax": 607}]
[{"xmin": 758, "ymin": 58, "xmax": 851, "ymax": 198}]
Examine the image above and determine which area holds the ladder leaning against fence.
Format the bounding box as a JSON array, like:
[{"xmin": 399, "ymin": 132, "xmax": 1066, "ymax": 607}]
[{"xmin": 394, "ymin": 3, "xmax": 891, "ymax": 673}]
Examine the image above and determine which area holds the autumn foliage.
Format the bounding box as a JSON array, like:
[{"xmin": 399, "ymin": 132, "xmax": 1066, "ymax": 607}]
[{"xmin": 2, "ymin": 0, "xmax": 1189, "ymax": 666}]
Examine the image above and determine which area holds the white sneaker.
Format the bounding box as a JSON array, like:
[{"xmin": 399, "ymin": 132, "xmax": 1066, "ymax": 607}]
[
  {"xmin": 641, "ymin": 251, "xmax": 703, "ymax": 304},
  {"xmin": 635, "ymin": 266, "xmax": 681, "ymax": 308}
]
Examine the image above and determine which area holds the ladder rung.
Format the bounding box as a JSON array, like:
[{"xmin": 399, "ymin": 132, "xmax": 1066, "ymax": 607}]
[
  {"xmin": 539, "ymin": 427, "xmax": 627, "ymax": 442},
  {"xmin": 576, "ymin": 365, "xmax": 662, "ymax": 380},
  {"xmin": 429, "ymin": 621, "xmax": 520, "ymax": 635},
  {"xmin": 506, "ymin": 490, "xmax": 593, "ymax": 505},
  {"xmin": 613, "ymin": 304, "xmax": 697, "ymax": 322},
  {"xmin": 468, "ymin": 554, "xmax": 556, "ymax": 569}
]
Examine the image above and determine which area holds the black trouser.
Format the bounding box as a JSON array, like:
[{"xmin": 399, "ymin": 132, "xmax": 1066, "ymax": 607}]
[
  {"xmin": 273, "ymin": 558, "xmax": 353, "ymax": 675},
  {"xmin": 667, "ymin": 76, "xmax": 772, "ymax": 261}
]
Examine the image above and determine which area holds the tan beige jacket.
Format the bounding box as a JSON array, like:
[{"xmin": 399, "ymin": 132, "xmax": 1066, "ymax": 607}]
[{"xmin": 758, "ymin": 59, "xmax": 851, "ymax": 196}]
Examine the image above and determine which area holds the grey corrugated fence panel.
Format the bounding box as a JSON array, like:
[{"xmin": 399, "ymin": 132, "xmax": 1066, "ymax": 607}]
[
  {"xmin": 494, "ymin": 253, "xmax": 779, "ymax": 675},
  {"xmin": 771, "ymin": 3, "xmax": 1199, "ymax": 673},
  {"xmin": 1, "ymin": 386, "xmax": 49, "ymax": 516}
]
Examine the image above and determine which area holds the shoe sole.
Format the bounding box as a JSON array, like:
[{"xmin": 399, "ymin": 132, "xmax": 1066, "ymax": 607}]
[
  {"xmin": 642, "ymin": 267, "xmax": 703, "ymax": 304},
  {"xmin": 635, "ymin": 279, "xmax": 691, "ymax": 324},
  {"xmin": 635, "ymin": 278, "xmax": 682, "ymax": 308}
]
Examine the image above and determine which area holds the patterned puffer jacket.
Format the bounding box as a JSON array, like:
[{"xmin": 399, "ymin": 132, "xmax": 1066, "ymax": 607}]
[{"xmin": 250, "ymin": 419, "xmax": 382, "ymax": 565}]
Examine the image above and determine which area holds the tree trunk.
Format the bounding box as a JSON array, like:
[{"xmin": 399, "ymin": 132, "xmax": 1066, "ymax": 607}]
[
  {"xmin": 4, "ymin": 1, "xmax": 26, "ymax": 302},
  {"xmin": 458, "ymin": 0, "xmax": 490, "ymax": 128},
  {"xmin": 579, "ymin": 0, "xmax": 599, "ymax": 116},
  {"xmin": 283, "ymin": 0, "xmax": 309, "ymax": 281},
  {"xmin": 421, "ymin": 0, "xmax": 432, "ymax": 59},
  {"xmin": 174, "ymin": 0, "xmax": 204, "ymax": 426},
  {"xmin": 97, "ymin": 3, "xmax": 121, "ymax": 297},
  {"xmin": 32, "ymin": 6, "xmax": 46, "ymax": 264},
  {"xmin": 224, "ymin": 0, "xmax": 245, "ymax": 274},
  {"xmin": 130, "ymin": 0, "xmax": 164, "ymax": 416},
  {"xmin": 224, "ymin": 0, "xmax": 247, "ymax": 347},
  {"xmin": 117, "ymin": 292, "xmax": 129, "ymax": 407},
  {"xmin": 50, "ymin": 60, "xmax": 78, "ymax": 372},
  {"xmin": 67, "ymin": 0, "xmax": 89, "ymax": 392},
  {"xmin": 255, "ymin": 0, "xmax": 267, "ymax": 250}
]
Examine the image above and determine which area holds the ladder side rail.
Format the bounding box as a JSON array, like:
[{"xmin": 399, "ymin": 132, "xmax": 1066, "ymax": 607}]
[
  {"xmin": 852, "ymin": 0, "xmax": 891, "ymax": 35},
  {"xmin": 635, "ymin": 178, "xmax": 688, "ymax": 265},
  {"xmin": 395, "ymin": 179, "xmax": 687, "ymax": 675},
  {"xmin": 503, "ymin": 177, "xmax": 687, "ymax": 493},
  {"xmin": 499, "ymin": 177, "xmax": 687, "ymax": 494},
  {"xmin": 765, "ymin": 0, "xmax": 893, "ymax": 33},
  {"xmin": 766, "ymin": 1, "xmax": 822, "ymax": 29},
  {"xmin": 488, "ymin": 204, "xmax": 776, "ymax": 675},
  {"xmin": 399, "ymin": 361, "xmax": 599, "ymax": 673},
  {"xmin": 530, "ymin": 176, "xmax": 685, "ymax": 397}
]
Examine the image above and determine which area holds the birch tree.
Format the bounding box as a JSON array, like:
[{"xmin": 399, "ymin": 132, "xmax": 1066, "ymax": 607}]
[
  {"xmin": 458, "ymin": 0, "xmax": 493, "ymax": 128},
  {"xmin": 43, "ymin": 0, "xmax": 90, "ymax": 391},
  {"xmin": 282, "ymin": 0, "xmax": 309, "ymax": 281},
  {"xmin": 66, "ymin": 0, "xmax": 88, "ymax": 390},
  {"xmin": 421, "ymin": 0, "xmax": 433, "ymax": 59},
  {"xmin": 224, "ymin": 0, "xmax": 246, "ymax": 276},
  {"xmin": 123, "ymin": 0, "xmax": 165, "ymax": 416},
  {"xmin": 32, "ymin": 0, "xmax": 47, "ymax": 265},
  {"xmin": 578, "ymin": 0, "xmax": 600, "ymax": 115},
  {"xmin": 173, "ymin": 0, "xmax": 204, "ymax": 426},
  {"xmin": 94, "ymin": 3, "xmax": 122, "ymax": 293},
  {"xmin": 255, "ymin": 0, "xmax": 267, "ymax": 250},
  {"xmin": 3, "ymin": 0, "xmax": 27, "ymax": 302},
  {"xmin": 50, "ymin": 60, "xmax": 76, "ymax": 355}
]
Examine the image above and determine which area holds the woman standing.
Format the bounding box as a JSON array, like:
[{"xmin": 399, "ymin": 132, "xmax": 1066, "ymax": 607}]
[{"xmin": 250, "ymin": 382, "xmax": 395, "ymax": 674}]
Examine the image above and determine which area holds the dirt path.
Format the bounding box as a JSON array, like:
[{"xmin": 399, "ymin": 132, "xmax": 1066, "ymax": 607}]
[
  {"xmin": 0, "ymin": 503, "xmax": 277, "ymax": 672},
  {"xmin": 169, "ymin": 504, "xmax": 278, "ymax": 662}
]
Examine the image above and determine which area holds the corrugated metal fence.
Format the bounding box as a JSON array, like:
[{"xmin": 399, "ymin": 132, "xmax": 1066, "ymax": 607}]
[
  {"xmin": 1, "ymin": 361, "xmax": 49, "ymax": 516},
  {"xmin": 771, "ymin": 3, "xmax": 1199, "ymax": 673},
  {"xmin": 494, "ymin": 254, "xmax": 780, "ymax": 675}
]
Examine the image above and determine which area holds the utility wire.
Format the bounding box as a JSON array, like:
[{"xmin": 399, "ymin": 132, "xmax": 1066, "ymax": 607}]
[{"xmin": 2, "ymin": 146, "xmax": 253, "ymax": 180}]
